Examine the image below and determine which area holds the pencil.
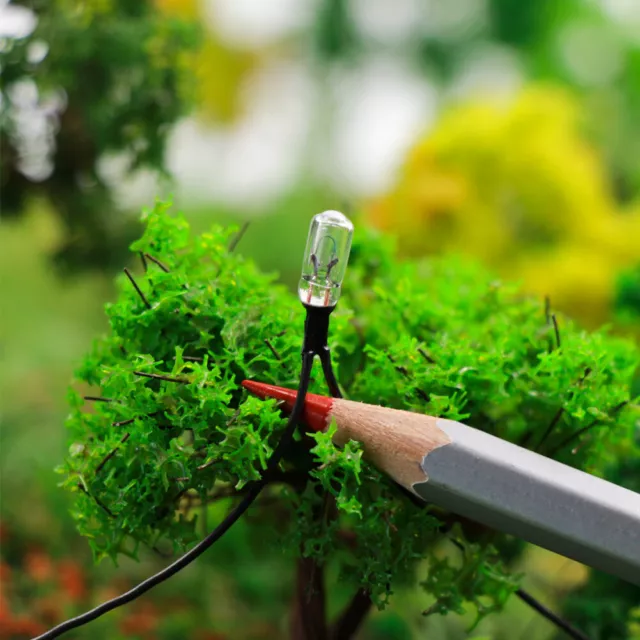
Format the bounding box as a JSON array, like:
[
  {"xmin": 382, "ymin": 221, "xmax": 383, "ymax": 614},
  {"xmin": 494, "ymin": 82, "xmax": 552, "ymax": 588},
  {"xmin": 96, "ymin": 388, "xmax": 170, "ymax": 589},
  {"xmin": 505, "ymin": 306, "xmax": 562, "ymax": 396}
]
[{"xmin": 242, "ymin": 380, "xmax": 640, "ymax": 586}]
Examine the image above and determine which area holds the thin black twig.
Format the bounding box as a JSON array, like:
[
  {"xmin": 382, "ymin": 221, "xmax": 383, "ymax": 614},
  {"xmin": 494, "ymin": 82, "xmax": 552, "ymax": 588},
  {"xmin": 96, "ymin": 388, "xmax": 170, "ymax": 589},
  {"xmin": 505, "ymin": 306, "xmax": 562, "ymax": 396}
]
[
  {"xmin": 77, "ymin": 484, "xmax": 114, "ymax": 518},
  {"xmin": 95, "ymin": 433, "xmax": 131, "ymax": 475},
  {"xmin": 534, "ymin": 408, "xmax": 564, "ymax": 452},
  {"xmin": 228, "ymin": 221, "xmax": 250, "ymax": 252},
  {"xmin": 139, "ymin": 252, "xmax": 148, "ymax": 273},
  {"xmin": 264, "ymin": 338, "xmax": 283, "ymax": 363},
  {"xmin": 549, "ymin": 401, "xmax": 628, "ymax": 456},
  {"xmin": 388, "ymin": 355, "xmax": 429, "ymax": 403},
  {"xmin": 577, "ymin": 367, "xmax": 592, "ymax": 384},
  {"xmin": 544, "ymin": 295, "xmax": 551, "ymax": 325},
  {"xmin": 112, "ymin": 418, "xmax": 135, "ymax": 428},
  {"xmin": 183, "ymin": 355, "xmax": 204, "ymax": 363},
  {"xmin": 417, "ymin": 347, "xmax": 436, "ymax": 364},
  {"xmin": 394, "ymin": 363, "xmax": 410, "ymax": 378},
  {"xmin": 529, "ymin": 368, "xmax": 591, "ymax": 452},
  {"xmin": 195, "ymin": 458, "xmax": 220, "ymax": 473},
  {"xmin": 145, "ymin": 253, "xmax": 171, "ymax": 273},
  {"xmin": 124, "ymin": 268, "xmax": 151, "ymax": 309},
  {"xmin": 227, "ymin": 408, "xmax": 241, "ymax": 426},
  {"xmin": 84, "ymin": 396, "xmax": 113, "ymax": 403},
  {"xmin": 551, "ymin": 314, "xmax": 561, "ymax": 349},
  {"xmin": 134, "ymin": 371, "xmax": 189, "ymax": 384}
]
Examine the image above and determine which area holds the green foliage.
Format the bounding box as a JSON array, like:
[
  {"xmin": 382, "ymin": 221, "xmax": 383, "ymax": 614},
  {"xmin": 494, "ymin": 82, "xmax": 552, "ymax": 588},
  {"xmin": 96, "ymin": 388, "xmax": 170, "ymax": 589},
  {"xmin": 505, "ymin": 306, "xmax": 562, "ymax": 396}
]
[
  {"xmin": 420, "ymin": 529, "xmax": 519, "ymax": 631},
  {"xmin": 308, "ymin": 422, "xmax": 365, "ymax": 518},
  {"xmin": 60, "ymin": 201, "xmax": 640, "ymax": 625},
  {"xmin": 561, "ymin": 571, "xmax": 640, "ymax": 640},
  {"xmin": 60, "ymin": 201, "xmax": 302, "ymax": 560},
  {"xmin": 617, "ymin": 265, "xmax": 640, "ymax": 321},
  {"xmin": 313, "ymin": 0, "xmax": 357, "ymax": 60}
]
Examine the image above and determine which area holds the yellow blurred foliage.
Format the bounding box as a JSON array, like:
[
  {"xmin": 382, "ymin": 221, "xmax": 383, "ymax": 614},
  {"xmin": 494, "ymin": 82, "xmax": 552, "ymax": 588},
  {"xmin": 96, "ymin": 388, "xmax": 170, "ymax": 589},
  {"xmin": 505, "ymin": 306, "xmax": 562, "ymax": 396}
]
[
  {"xmin": 630, "ymin": 608, "xmax": 640, "ymax": 640},
  {"xmin": 155, "ymin": 0, "xmax": 199, "ymax": 18},
  {"xmin": 155, "ymin": 0, "xmax": 257, "ymax": 123},
  {"xmin": 369, "ymin": 85, "xmax": 640, "ymax": 327},
  {"xmin": 519, "ymin": 546, "xmax": 588, "ymax": 593},
  {"xmin": 192, "ymin": 38, "xmax": 257, "ymax": 123}
]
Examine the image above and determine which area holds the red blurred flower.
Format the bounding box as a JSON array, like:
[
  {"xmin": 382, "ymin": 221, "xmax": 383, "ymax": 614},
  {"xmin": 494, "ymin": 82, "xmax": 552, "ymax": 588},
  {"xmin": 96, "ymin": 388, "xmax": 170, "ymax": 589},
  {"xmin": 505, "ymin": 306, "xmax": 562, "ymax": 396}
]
[
  {"xmin": 120, "ymin": 601, "xmax": 160, "ymax": 637},
  {"xmin": 0, "ymin": 615, "xmax": 46, "ymax": 639},
  {"xmin": 25, "ymin": 549, "xmax": 54, "ymax": 583},
  {"xmin": 0, "ymin": 562, "xmax": 11, "ymax": 583},
  {"xmin": 0, "ymin": 561, "xmax": 11, "ymax": 610},
  {"xmin": 34, "ymin": 595, "xmax": 63, "ymax": 625},
  {"xmin": 194, "ymin": 631, "xmax": 228, "ymax": 640},
  {"xmin": 57, "ymin": 560, "xmax": 86, "ymax": 602}
]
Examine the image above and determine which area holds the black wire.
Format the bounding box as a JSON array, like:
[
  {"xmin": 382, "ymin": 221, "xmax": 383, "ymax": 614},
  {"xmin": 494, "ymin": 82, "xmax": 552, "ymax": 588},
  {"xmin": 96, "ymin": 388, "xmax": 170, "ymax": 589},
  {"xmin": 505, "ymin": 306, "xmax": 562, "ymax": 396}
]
[
  {"xmin": 35, "ymin": 351, "xmax": 315, "ymax": 640},
  {"xmin": 37, "ymin": 338, "xmax": 591, "ymax": 640},
  {"xmin": 516, "ymin": 588, "xmax": 590, "ymax": 640},
  {"xmin": 319, "ymin": 348, "xmax": 343, "ymax": 399}
]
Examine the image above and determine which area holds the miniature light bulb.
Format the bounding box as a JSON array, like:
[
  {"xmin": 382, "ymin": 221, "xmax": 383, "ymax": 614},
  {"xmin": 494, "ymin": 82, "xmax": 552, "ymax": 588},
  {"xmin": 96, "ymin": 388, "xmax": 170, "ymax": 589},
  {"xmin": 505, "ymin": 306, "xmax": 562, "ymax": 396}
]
[{"xmin": 299, "ymin": 210, "xmax": 354, "ymax": 308}]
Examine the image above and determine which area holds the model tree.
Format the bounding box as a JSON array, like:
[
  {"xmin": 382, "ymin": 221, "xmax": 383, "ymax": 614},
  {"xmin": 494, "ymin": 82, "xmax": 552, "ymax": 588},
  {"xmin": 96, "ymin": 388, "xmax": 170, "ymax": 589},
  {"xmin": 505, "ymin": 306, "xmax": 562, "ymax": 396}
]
[{"xmin": 57, "ymin": 202, "xmax": 640, "ymax": 638}]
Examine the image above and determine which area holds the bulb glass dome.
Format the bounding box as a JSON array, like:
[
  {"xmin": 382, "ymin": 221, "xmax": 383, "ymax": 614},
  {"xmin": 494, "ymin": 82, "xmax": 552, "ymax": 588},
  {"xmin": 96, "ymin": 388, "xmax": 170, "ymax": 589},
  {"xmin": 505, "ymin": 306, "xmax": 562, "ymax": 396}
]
[{"xmin": 298, "ymin": 210, "xmax": 354, "ymax": 307}]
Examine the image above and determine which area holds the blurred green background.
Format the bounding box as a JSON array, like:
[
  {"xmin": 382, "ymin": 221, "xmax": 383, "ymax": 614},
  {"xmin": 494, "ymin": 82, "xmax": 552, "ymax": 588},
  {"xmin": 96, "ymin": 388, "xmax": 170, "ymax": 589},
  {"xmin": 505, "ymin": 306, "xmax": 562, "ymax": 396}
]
[{"xmin": 1, "ymin": 0, "xmax": 639, "ymax": 638}]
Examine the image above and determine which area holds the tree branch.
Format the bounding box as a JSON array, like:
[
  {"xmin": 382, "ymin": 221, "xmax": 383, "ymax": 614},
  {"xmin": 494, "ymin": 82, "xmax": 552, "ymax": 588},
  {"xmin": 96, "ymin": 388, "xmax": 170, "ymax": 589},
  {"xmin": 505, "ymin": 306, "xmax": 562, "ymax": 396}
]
[
  {"xmin": 290, "ymin": 555, "xmax": 328, "ymax": 640},
  {"xmin": 228, "ymin": 221, "xmax": 250, "ymax": 252},
  {"xmin": 548, "ymin": 400, "xmax": 628, "ymax": 456},
  {"xmin": 330, "ymin": 589, "xmax": 372, "ymax": 640},
  {"xmin": 133, "ymin": 371, "xmax": 189, "ymax": 384},
  {"xmin": 124, "ymin": 267, "xmax": 151, "ymax": 309},
  {"xmin": 144, "ymin": 252, "xmax": 170, "ymax": 272}
]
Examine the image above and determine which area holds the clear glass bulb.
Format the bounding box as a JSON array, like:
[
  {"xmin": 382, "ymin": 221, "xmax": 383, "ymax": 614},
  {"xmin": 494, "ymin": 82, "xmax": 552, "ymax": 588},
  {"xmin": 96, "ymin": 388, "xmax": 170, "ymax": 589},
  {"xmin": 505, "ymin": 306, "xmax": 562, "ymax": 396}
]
[{"xmin": 299, "ymin": 210, "xmax": 354, "ymax": 307}]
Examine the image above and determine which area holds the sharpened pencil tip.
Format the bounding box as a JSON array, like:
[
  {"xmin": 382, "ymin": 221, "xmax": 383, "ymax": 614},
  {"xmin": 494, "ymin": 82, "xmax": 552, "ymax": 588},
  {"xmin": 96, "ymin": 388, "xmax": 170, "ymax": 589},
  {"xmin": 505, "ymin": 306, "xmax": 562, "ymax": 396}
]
[
  {"xmin": 241, "ymin": 379, "xmax": 334, "ymax": 432},
  {"xmin": 241, "ymin": 379, "xmax": 271, "ymax": 398}
]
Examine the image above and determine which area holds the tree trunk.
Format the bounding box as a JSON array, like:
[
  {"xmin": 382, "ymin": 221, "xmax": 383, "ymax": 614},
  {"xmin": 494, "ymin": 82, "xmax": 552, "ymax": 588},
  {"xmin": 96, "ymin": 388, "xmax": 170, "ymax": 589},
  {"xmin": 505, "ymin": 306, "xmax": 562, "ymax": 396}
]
[
  {"xmin": 330, "ymin": 588, "xmax": 372, "ymax": 640},
  {"xmin": 290, "ymin": 555, "xmax": 327, "ymax": 640}
]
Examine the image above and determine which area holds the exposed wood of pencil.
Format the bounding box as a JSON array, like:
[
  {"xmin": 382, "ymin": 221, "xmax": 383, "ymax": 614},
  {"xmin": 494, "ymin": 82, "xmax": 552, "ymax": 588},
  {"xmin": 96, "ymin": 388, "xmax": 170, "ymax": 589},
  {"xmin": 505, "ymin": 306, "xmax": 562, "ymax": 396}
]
[
  {"xmin": 328, "ymin": 398, "xmax": 640, "ymax": 587},
  {"xmin": 330, "ymin": 399, "xmax": 450, "ymax": 490}
]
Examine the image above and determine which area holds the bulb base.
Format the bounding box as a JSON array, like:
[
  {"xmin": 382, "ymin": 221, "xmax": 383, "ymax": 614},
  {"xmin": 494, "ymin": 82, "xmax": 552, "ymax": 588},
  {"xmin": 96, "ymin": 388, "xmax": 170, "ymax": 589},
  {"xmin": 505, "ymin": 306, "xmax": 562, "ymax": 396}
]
[{"xmin": 301, "ymin": 304, "xmax": 334, "ymax": 355}]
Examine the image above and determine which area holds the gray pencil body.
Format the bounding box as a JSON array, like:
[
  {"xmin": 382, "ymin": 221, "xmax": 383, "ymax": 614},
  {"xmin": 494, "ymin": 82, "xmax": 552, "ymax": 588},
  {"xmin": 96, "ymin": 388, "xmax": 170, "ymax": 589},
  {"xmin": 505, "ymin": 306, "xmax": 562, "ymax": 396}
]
[
  {"xmin": 243, "ymin": 385, "xmax": 640, "ymax": 586},
  {"xmin": 414, "ymin": 419, "xmax": 640, "ymax": 585}
]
